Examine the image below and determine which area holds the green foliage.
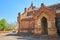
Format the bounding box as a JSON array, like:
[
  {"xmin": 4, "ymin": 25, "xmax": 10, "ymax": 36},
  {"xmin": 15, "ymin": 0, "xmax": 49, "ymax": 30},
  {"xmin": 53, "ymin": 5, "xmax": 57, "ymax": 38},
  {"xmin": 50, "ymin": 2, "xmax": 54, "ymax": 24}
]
[
  {"xmin": 0, "ymin": 18, "xmax": 17, "ymax": 31},
  {"xmin": 0, "ymin": 18, "xmax": 8, "ymax": 31}
]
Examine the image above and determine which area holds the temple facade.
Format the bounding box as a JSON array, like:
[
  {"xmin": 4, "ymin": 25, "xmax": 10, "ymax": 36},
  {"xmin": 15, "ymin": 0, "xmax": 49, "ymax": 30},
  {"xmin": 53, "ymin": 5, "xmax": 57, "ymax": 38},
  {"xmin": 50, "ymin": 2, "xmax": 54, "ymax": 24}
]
[{"xmin": 17, "ymin": 3, "xmax": 60, "ymax": 36}]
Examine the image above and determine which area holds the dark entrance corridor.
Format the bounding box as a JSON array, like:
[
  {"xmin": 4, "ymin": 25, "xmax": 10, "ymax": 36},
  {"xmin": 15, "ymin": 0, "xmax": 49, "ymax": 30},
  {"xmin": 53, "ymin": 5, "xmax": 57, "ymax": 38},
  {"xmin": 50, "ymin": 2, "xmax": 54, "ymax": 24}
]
[{"xmin": 41, "ymin": 17, "xmax": 48, "ymax": 35}]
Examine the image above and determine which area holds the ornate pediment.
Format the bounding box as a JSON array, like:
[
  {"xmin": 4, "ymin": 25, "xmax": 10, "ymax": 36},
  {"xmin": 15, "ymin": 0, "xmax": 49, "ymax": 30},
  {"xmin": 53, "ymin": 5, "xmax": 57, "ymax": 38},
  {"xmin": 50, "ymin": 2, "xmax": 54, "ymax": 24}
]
[{"xmin": 32, "ymin": 3, "xmax": 56, "ymax": 20}]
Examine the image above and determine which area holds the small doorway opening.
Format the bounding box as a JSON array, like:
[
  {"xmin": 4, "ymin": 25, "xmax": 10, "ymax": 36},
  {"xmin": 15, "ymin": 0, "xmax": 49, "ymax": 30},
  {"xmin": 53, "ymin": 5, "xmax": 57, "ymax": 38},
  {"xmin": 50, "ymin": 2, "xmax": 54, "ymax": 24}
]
[{"xmin": 41, "ymin": 17, "xmax": 48, "ymax": 35}]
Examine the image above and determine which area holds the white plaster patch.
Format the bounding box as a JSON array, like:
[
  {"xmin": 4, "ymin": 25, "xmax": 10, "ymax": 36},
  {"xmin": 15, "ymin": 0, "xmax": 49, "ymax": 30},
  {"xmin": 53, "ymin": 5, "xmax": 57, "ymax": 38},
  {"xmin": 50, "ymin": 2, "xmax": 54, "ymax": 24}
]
[{"xmin": 48, "ymin": 21, "xmax": 51, "ymax": 28}]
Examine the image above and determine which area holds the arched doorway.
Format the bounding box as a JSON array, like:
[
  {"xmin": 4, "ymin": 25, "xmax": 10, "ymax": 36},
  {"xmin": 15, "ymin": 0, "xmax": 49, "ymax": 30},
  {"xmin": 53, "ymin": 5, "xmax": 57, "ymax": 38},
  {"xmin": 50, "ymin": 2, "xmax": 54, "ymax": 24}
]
[{"xmin": 41, "ymin": 17, "xmax": 48, "ymax": 35}]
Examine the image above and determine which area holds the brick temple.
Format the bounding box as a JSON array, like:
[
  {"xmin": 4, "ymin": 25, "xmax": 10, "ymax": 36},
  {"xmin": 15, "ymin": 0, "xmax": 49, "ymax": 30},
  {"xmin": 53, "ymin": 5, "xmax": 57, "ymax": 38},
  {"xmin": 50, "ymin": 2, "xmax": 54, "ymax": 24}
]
[{"xmin": 17, "ymin": 3, "xmax": 60, "ymax": 36}]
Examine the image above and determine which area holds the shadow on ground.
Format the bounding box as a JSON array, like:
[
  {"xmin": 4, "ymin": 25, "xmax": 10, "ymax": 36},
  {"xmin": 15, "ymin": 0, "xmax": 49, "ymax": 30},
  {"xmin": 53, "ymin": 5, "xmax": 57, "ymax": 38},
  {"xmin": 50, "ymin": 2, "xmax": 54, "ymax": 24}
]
[
  {"xmin": 17, "ymin": 36, "xmax": 48, "ymax": 40},
  {"xmin": 5, "ymin": 33, "xmax": 60, "ymax": 40},
  {"xmin": 5, "ymin": 33, "xmax": 17, "ymax": 36}
]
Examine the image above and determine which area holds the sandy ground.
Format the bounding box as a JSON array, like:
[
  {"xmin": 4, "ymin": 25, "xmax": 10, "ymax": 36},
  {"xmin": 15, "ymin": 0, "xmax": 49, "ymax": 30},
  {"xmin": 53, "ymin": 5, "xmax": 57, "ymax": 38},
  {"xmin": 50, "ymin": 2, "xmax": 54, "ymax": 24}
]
[
  {"xmin": 0, "ymin": 33, "xmax": 16, "ymax": 40},
  {"xmin": 0, "ymin": 33, "xmax": 48, "ymax": 40},
  {"xmin": 0, "ymin": 33, "xmax": 60, "ymax": 40}
]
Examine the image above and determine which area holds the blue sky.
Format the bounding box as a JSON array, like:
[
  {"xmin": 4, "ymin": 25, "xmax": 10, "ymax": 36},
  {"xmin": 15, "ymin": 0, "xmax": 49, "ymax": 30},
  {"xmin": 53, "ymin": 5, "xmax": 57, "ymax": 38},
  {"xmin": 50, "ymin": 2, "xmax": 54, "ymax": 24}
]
[{"xmin": 0, "ymin": 0, "xmax": 60, "ymax": 23}]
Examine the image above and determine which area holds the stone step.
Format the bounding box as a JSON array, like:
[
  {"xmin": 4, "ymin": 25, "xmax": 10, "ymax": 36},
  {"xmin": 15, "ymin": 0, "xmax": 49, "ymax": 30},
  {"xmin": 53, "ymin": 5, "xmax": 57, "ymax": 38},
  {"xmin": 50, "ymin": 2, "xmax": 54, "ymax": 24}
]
[
  {"xmin": 40, "ymin": 35, "xmax": 48, "ymax": 38},
  {"xmin": 32, "ymin": 34, "xmax": 48, "ymax": 38}
]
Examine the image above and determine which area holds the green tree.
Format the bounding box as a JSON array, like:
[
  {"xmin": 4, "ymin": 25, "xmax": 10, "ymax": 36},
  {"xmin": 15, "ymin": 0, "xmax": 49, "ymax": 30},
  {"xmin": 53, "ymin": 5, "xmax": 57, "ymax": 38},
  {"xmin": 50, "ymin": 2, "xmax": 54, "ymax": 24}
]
[
  {"xmin": 0, "ymin": 19, "xmax": 8, "ymax": 31},
  {"xmin": 0, "ymin": 18, "xmax": 17, "ymax": 31}
]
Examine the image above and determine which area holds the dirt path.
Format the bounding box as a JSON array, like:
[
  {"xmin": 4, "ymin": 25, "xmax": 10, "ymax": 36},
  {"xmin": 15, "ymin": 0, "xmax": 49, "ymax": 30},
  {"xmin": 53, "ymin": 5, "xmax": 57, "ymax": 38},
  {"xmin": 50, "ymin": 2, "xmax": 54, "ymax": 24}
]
[{"xmin": 0, "ymin": 33, "xmax": 60, "ymax": 40}]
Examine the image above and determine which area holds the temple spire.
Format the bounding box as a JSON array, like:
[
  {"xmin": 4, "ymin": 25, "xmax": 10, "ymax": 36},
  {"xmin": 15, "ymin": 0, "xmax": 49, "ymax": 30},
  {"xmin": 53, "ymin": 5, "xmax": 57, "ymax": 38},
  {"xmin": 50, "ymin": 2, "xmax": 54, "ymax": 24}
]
[
  {"xmin": 31, "ymin": 1, "xmax": 33, "ymax": 7},
  {"xmin": 29, "ymin": 1, "xmax": 34, "ymax": 9}
]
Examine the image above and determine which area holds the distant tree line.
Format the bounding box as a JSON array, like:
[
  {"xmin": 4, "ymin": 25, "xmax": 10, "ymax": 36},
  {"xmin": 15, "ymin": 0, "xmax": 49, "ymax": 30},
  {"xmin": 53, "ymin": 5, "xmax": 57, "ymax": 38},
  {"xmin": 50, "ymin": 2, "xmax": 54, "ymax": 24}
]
[{"xmin": 0, "ymin": 18, "xmax": 17, "ymax": 31}]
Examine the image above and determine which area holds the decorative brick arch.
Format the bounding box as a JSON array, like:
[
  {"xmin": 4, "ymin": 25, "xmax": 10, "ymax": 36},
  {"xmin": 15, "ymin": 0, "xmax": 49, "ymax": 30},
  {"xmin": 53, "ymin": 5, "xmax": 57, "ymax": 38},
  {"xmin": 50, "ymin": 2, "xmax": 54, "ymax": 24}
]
[
  {"xmin": 33, "ymin": 3, "xmax": 57, "ymax": 36},
  {"xmin": 41, "ymin": 17, "xmax": 48, "ymax": 35}
]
